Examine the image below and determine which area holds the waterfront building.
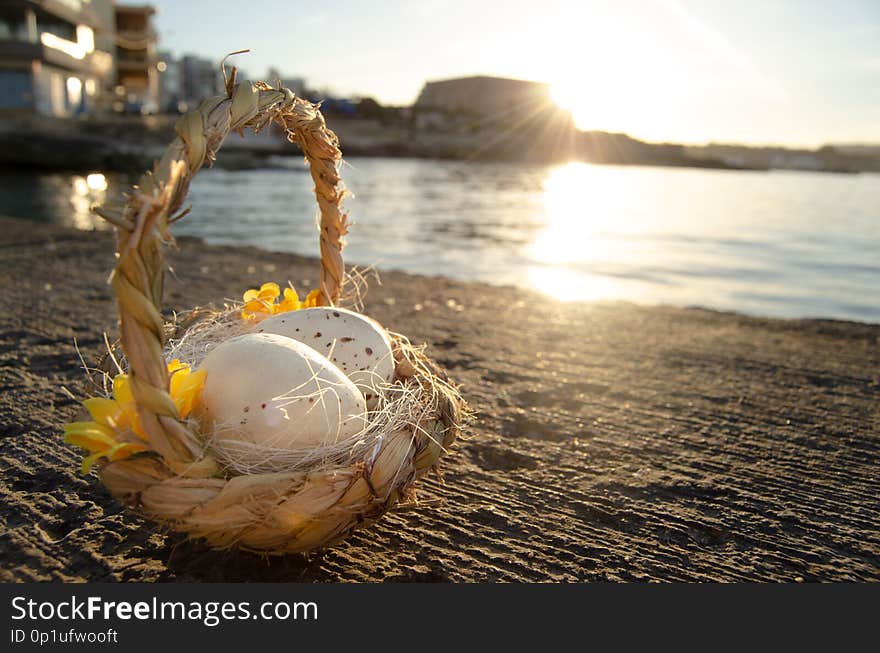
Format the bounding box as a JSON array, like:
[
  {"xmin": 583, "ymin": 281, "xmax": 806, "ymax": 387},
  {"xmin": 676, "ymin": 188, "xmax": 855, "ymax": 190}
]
[
  {"xmin": 179, "ymin": 54, "xmax": 219, "ymax": 108},
  {"xmin": 415, "ymin": 75, "xmax": 553, "ymax": 118},
  {"xmin": 112, "ymin": 2, "xmax": 158, "ymax": 113},
  {"xmin": 0, "ymin": 0, "xmax": 114, "ymax": 116}
]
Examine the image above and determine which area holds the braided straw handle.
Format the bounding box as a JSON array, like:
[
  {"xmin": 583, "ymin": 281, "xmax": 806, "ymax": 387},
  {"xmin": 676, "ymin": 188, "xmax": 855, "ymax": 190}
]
[{"xmin": 98, "ymin": 81, "xmax": 348, "ymax": 478}]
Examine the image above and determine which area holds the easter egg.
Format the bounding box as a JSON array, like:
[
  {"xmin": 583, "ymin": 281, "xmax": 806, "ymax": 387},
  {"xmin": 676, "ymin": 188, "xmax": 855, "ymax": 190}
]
[
  {"xmin": 256, "ymin": 307, "xmax": 395, "ymax": 407},
  {"xmin": 197, "ymin": 333, "xmax": 367, "ymax": 467}
]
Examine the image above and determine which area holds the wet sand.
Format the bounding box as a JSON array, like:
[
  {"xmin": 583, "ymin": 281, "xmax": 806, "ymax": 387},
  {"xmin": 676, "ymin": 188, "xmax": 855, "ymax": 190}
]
[{"xmin": 1, "ymin": 215, "xmax": 878, "ymax": 582}]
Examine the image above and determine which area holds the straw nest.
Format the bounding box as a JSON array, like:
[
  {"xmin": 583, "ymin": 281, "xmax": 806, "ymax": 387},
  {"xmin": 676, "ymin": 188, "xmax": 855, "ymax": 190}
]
[{"xmin": 76, "ymin": 73, "xmax": 466, "ymax": 554}]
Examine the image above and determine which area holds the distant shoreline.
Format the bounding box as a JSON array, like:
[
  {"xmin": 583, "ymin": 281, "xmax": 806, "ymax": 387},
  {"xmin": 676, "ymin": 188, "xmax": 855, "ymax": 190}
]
[
  {"xmin": 0, "ymin": 124, "xmax": 739, "ymax": 173},
  {"xmin": 2, "ymin": 114, "xmax": 871, "ymax": 175}
]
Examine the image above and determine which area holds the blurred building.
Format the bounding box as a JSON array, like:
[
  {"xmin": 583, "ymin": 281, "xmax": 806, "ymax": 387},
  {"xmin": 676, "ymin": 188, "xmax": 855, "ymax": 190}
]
[
  {"xmin": 112, "ymin": 2, "xmax": 158, "ymax": 113},
  {"xmin": 266, "ymin": 67, "xmax": 305, "ymax": 95},
  {"xmin": 414, "ymin": 75, "xmax": 575, "ymax": 162},
  {"xmin": 155, "ymin": 48, "xmax": 181, "ymax": 111},
  {"xmin": 180, "ymin": 54, "xmax": 218, "ymax": 106},
  {"xmin": 155, "ymin": 52, "xmax": 225, "ymax": 114},
  {"xmin": 684, "ymin": 143, "xmax": 875, "ymax": 173},
  {"xmin": 415, "ymin": 75, "xmax": 552, "ymax": 118},
  {"xmin": 0, "ymin": 0, "xmax": 114, "ymax": 116}
]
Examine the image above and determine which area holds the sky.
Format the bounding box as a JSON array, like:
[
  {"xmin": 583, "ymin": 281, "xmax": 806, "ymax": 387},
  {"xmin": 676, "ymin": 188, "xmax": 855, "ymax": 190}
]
[{"xmin": 151, "ymin": 0, "xmax": 880, "ymax": 147}]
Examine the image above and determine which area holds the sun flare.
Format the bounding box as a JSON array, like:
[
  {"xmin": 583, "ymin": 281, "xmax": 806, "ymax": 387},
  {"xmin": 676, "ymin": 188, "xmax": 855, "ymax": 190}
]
[{"xmin": 550, "ymin": 81, "xmax": 592, "ymax": 132}]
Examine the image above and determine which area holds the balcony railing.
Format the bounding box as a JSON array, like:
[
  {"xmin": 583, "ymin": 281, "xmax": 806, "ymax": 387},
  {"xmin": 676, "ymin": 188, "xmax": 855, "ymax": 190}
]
[{"xmin": 115, "ymin": 28, "xmax": 157, "ymax": 48}]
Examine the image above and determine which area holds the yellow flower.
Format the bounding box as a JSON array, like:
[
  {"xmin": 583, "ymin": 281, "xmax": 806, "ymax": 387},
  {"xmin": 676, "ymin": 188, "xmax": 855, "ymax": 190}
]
[
  {"xmin": 276, "ymin": 287, "xmax": 321, "ymax": 312},
  {"xmin": 64, "ymin": 359, "xmax": 206, "ymax": 473},
  {"xmin": 277, "ymin": 287, "xmax": 303, "ymax": 313},
  {"xmin": 63, "ymin": 421, "xmax": 147, "ymax": 475},
  {"xmin": 168, "ymin": 359, "xmax": 207, "ymax": 419},
  {"xmin": 301, "ymin": 289, "xmax": 322, "ymax": 309},
  {"xmin": 241, "ymin": 282, "xmax": 321, "ymax": 320},
  {"xmin": 241, "ymin": 282, "xmax": 281, "ymax": 321}
]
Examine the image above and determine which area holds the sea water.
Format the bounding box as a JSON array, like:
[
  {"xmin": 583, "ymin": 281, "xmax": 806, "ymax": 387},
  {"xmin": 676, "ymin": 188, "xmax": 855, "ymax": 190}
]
[{"xmin": 2, "ymin": 158, "xmax": 877, "ymax": 323}]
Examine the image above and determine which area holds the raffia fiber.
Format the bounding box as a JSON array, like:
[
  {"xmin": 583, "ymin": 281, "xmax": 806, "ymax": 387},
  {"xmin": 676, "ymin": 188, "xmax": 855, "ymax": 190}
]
[{"xmin": 94, "ymin": 77, "xmax": 466, "ymax": 554}]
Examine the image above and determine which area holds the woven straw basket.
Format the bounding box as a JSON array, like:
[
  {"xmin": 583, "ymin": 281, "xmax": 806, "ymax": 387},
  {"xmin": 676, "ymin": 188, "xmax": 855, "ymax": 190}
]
[{"xmin": 87, "ymin": 77, "xmax": 465, "ymax": 554}]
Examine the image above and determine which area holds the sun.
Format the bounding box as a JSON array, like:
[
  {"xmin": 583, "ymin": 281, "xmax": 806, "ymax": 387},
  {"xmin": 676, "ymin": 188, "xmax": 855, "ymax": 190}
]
[
  {"xmin": 550, "ymin": 74, "xmax": 669, "ymax": 137},
  {"xmin": 550, "ymin": 81, "xmax": 592, "ymax": 131}
]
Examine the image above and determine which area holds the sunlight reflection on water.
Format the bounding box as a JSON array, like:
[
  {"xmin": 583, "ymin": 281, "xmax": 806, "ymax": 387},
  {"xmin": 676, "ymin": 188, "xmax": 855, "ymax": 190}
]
[
  {"xmin": 69, "ymin": 173, "xmax": 108, "ymax": 230},
  {"xmin": 0, "ymin": 172, "xmax": 110, "ymax": 231},
  {"xmin": 3, "ymin": 160, "xmax": 878, "ymax": 322},
  {"xmin": 529, "ymin": 162, "xmax": 628, "ymax": 301}
]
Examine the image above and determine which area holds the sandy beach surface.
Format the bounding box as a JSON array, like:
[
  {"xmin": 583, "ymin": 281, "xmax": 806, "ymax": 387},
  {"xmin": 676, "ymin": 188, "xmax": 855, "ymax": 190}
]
[{"xmin": 1, "ymin": 215, "xmax": 878, "ymax": 582}]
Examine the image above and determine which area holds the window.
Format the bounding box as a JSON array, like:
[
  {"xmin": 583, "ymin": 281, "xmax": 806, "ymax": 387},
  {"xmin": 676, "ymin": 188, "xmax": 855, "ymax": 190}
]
[
  {"xmin": 0, "ymin": 71, "xmax": 33, "ymax": 108},
  {"xmin": 36, "ymin": 11, "xmax": 76, "ymax": 42},
  {"xmin": 66, "ymin": 76, "xmax": 82, "ymax": 108},
  {"xmin": 0, "ymin": 8, "xmax": 28, "ymax": 40}
]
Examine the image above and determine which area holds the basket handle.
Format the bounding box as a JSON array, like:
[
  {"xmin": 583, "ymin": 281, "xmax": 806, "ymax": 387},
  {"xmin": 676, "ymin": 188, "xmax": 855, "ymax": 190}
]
[{"xmin": 97, "ymin": 81, "xmax": 347, "ymax": 476}]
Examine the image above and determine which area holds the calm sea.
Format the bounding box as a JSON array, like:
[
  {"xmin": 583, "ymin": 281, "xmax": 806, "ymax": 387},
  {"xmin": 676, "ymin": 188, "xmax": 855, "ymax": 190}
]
[{"xmin": 2, "ymin": 158, "xmax": 878, "ymax": 323}]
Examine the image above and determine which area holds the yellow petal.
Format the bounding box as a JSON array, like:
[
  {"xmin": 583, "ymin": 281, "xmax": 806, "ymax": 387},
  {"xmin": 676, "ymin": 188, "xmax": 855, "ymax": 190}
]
[
  {"xmin": 304, "ymin": 289, "xmax": 321, "ymax": 307},
  {"xmin": 64, "ymin": 421, "xmax": 117, "ymax": 453},
  {"xmin": 167, "ymin": 359, "xmax": 189, "ymax": 375},
  {"xmin": 168, "ymin": 365, "xmax": 190, "ymax": 397},
  {"xmin": 113, "ymin": 374, "xmax": 133, "ymax": 404},
  {"xmin": 173, "ymin": 368, "xmax": 206, "ymax": 418},
  {"xmin": 79, "ymin": 440, "xmax": 147, "ymax": 474},
  {"xmin": 83, "ymin": 397, "xmax": 122, "ymax": 428},
  {"xmin": 247, "ymin": 299, "xmax": 273, "ymax": 312},
  {"xmin": 241, "ymin": 298, "xmax": 274, "ymax": 321},
  {"xmin": 64, "ymin": 420, "xmax": 115, "ymax": 438},
  {"xmin": 106, "ymin": 441, "xmax": 148, "ymax": 462},
  {"xmin": 112, "ymin": 403, "xmax": 134, "ymax": 431},
  {"xmin": 258, "ymin": 282, "xmax": 280, "ymax": 300},
  {"xmin": 277, "ymin": 300, "xmax": 299, "ymax": 314},
  {"xmin": 276, "ymin": 288, "xmax": 303, "ymax": 313},
  {"xmin": 243, "ymin": 288, "xmax": 260, "ymax": 302},
  {"xmin": 81, "ymin": 451, "xmax": 105, "ymax": 474},
  {"xmin": 130, "ymin": 412, "xmax": 146, "ymax": 440}
]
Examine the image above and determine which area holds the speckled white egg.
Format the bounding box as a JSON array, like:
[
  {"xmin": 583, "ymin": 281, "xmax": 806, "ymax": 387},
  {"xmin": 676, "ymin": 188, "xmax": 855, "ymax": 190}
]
[
  {"xmin": 256, "ymin": 307, "xmax": 395, "ymax": 407},
  {"xmin": 197, "ymin": 333, "xmax": 367, "ymax": 466}
]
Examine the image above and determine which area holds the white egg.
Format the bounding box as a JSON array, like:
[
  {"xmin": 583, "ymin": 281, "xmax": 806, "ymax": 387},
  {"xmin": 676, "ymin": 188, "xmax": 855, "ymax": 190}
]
[
  {"xmin": 197, "ymin": 333, "xmax": 367, "ymax": 468},
  {"xmin": 256, "ymin": 307, "xmax": 395, "ymax": 408}
]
